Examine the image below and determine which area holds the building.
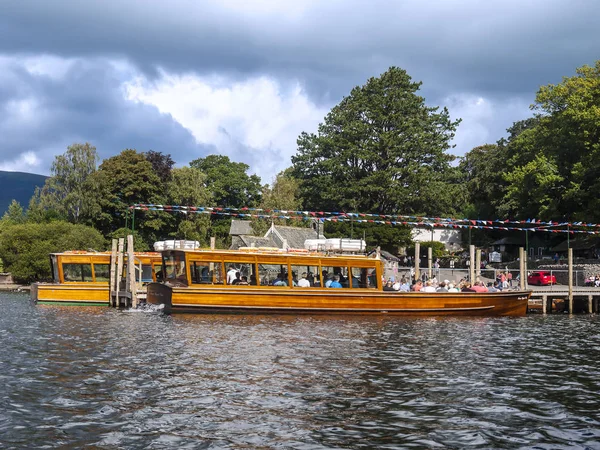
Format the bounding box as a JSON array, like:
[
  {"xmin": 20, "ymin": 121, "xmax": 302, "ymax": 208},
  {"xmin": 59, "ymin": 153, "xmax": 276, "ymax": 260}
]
[
  {"xmin": 229, "ymin": 220, "xmax": 323, "ymax": 250},
  {"xmin": 412, "ymin": 228, "xmax": 462, "ymax": 252}
]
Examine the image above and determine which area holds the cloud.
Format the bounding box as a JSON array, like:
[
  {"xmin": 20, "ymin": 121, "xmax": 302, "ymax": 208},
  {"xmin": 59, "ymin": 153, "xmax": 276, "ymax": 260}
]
[
  {"xmin": 0, "ymin": 55, "xmax": 211, "ymax": 176},
  {"xmin": 125, "ymin": 71, "xmax": 328, "ymax": 180},
  {"xmin": 0, "ymin": 0, "xmax": 599, "ymax": 182}
]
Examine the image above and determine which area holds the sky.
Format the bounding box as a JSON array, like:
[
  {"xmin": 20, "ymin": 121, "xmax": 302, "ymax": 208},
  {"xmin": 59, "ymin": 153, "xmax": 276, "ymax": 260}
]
[{"xmin": 0, "ymin": 0, "xmax": 598, "ymax": 185}]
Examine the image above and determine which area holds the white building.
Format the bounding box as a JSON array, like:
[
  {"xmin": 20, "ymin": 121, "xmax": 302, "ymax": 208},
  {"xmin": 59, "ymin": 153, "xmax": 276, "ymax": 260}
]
[{"xmin": 411, "ymin": 228, "xmax": 462, "ymax": 252}]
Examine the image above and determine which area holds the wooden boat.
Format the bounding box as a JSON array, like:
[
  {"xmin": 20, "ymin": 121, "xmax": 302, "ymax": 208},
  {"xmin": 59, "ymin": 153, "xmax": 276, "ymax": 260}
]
[
  {"xmin": 146, "ymin": 248, "xmax": 531, "ymax": 316},
  {"xmin": 31, "ymin": 251, "xmax": 162, "ymax": 306}
]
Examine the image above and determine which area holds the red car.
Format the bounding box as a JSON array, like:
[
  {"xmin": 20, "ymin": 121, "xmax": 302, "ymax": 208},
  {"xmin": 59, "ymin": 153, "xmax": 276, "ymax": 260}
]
[{"xmin": 527, "ymin": 271, "xmax": 557, "ymax": 286}]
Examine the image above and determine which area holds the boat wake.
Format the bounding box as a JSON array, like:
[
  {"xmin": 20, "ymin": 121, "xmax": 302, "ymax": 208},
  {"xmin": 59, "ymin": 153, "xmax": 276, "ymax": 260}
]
[{"xmin": 126, "ymin": 302, "xmax": 165, "ymax": 313}]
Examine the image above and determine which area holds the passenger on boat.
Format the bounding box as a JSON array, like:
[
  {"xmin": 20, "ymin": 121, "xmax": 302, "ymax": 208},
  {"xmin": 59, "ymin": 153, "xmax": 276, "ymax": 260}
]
[
  {"xmin": 447, "ymin": 282, "xmax": 459, "ymax": 292},
  {"xmin": 398, "ymin": 278, "xmax": 410, "ymax": 292},
  {"xmin": 383, "ymin": 280, "xmax": 395, "ymax": 291},
  {"xmin": 273, "ymin": 273, "xmax": 287, "ymax": 286},
  {"xmin": 421, "ymin": 281, "xmax": 436, "ymax": 292},
  {"xmin": 238, "ymin": 276, "xmax": 249, "ymax": 285},
  {"xmin": 231, "ymin": 271, "xmax": 242, "ymax": 285},
  {"xmin": 329, "ymin": 275, "xmax": 342, "ymax": 288},
  {"xmin": 412, "ymin": 280, "xmax": 423, "ymax": 292},
  {"xmin": 486, "ymin": 282, "xmax": 498, "ymax": 292},
  {"xmin": 297, "ymin": 272, "xmax": 311, "ymax": 287},
  {"xmin": 436, "ymin": 281, "xmax": 448, "ymax": 293},
  {"xmin": 226, "ymin": 265, "xmax": 237, "ymax": 284},
  {"xmin": 471, "ymin": 281, "xmax": 488, "ymax": 293},
  {"xmin": 461, "ymin": 283, "xmax": 476, "ymax": 292}
]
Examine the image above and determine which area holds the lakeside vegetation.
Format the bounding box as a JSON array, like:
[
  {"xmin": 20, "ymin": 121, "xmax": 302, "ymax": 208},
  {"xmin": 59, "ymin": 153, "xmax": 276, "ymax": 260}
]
[{"xmin": 1, "ymin": 61, "xmax": 599, "ymax": 283}]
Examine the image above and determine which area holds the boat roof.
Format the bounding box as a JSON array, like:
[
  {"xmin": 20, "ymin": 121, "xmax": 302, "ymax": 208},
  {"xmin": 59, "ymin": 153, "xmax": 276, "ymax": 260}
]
[{"xmin": 169, "ymin": 247, "xmax": 379, "ymax": 261}]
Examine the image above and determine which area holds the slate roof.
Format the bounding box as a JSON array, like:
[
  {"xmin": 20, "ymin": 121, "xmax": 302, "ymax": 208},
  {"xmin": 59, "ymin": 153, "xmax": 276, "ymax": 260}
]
[
  {"xmin": 367, "ymin": 249, "xmax": 399, "ymax": 261},
  {"xmin": 229, "ymin": 221, "xmax": 319, "ymax": 250},
  {"xmin": 229, "ymin": 220, "xmax": 253, "ymax": 236},
  {"xmin": 269, "ymin": 224, "xmax": 319, "ymax": 249}
]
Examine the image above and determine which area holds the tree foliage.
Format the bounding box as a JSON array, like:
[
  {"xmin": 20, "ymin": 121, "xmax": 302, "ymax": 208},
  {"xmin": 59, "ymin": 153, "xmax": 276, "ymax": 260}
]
[
  {"xmin": 37, "ymin": 143, "xmax": 99, "ymax": 223},
  {"xmin": 291, "ymin": 66, "xmax": 461, "ymax": 216},
  {"xmin": 190, "ymin": 154, "xmax": 262, "ymax": 208},
  {"xmin": 0, "ymin": 221, "xmax": 105, "ymax": 283},
  {"xmin": 90, "ymin": 149, "xmax": 164, "ymax": 244}
]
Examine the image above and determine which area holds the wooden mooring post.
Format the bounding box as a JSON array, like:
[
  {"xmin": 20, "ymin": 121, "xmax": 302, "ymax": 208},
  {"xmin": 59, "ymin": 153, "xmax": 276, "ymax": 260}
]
[
  {"xmin": 109, "ymin": 235, "xmax": 141, "ymax": 308},
  {"xmin": 568, "ymin": 248, "xmax": 573, "ymax": 315},
  {"xmin": 414, "ymin": 242, "xmax": 420, "ymax": 282}
]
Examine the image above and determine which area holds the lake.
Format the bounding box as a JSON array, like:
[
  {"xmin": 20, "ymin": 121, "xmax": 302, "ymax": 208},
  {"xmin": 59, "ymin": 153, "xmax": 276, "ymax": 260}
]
[{"xmin": 1, "ymin": 291, "xmax": 600, "ymax": 449}]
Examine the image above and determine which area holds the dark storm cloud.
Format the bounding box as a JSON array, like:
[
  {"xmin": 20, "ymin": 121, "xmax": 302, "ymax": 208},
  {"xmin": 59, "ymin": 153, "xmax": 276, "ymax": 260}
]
[
  {"xmin": 0, "ymin": 57, "xmax": 212, "ymax": 173},
  {"xmin": 1, "ymin": 0, "xmax": 599, "ymax": 103}
]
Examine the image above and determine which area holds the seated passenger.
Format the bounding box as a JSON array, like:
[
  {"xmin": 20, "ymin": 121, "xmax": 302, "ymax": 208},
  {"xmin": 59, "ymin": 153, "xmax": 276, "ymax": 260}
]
[
  {"xmin": 297, "ymin": 272, "xmax": 311, "ymax": 287},
  {"xmin": 436, "ymin": 281, "xmax": 448, "ymax": 292},
  {"xmin": 329, "ymin": 275, "xmax": 343, "ymax": 288},
  {"xmin": 238, "ymin": 275, "xmax": 249, "ymax": 285},
  {"xmin": 421, "ymin": 281, "xmax": 437, "ymax": 292},
  {"xmin": 383, "ymin": 280, "xmax": 395, "ymax": 291},
  {"xmin": 273, "ymin": 273, "xmax": 287, "ymax": 286}
]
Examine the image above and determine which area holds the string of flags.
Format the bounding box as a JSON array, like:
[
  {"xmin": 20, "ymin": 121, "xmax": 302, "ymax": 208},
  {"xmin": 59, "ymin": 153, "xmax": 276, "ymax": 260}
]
[{"xmin": 129, "ymin": 204, "xmax": 600, "ymax": 235}]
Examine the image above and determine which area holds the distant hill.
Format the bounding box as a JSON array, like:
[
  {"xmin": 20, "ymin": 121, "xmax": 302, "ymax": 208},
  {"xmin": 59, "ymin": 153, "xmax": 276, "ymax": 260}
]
[{"xmin": 0, "ymin": 171, "xmax": 48, "ymax": 215}]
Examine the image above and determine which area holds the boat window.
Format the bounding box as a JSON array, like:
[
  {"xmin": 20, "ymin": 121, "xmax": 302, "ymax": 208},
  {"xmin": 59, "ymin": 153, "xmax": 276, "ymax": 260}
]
[
  {"xmin": 190, "ymin": 261, "xmax": 224, "ymax": 285},
  {"xmin": 140, "ymin": 264, "xmax": 154, "ymax": 283},
  {"xmin": 63, "ymin": 263, "xmax": 93, "ymax": 282},
  {"xmin": 94, "ymin": 264, "xmax": 110, "ymax": 282},
  {"xmin": 224, "ymin": 262, "xmax": 256, "ymax": 285},
  {"xmin": 163, "ymin": 252, "xmax": 188, "ymax": 286},
  {"xmin": 258, "ymin": 263, "xmax": 289, "ymax": 286},
  {"xmin": 290, "ymin": 265, "xmax": 319, "ymax": 287},
  {"xmin": 320, "ymin": 265, "xmax": 349, "ymax": 287},
  {"xmin": 350, "ymin": 267, "xmax": 378, "ymax": 289}
]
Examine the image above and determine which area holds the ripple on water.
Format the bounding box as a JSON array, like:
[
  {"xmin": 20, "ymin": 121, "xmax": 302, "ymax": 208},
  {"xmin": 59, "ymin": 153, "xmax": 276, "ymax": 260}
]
[{"xmin": 2, "ymin": 293, "xmax": 600, "ymax": 448}]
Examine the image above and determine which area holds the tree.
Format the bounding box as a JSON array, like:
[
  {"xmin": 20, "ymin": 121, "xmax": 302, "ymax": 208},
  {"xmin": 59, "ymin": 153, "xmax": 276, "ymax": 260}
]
[
  {"xmin": 251, "ymin": 170, "xmax": 304, "ymax": 236},
  {"xmin": 0, "ymin": 221, "xmax": 105, "ymax": 283},
  {"xmin": 498, "ymin": 61, "xmax": 600, "ymax": 221},
  {"xmin": 165, "ymin": 167, "xmax": 212, "ymax": 244},
  {"xmin": 291, "ymin": 67, "xmax": 461, "ymax": 216},
  {"xmin": 90, "ymin": 149, "xmax": 164, "ymax": 244},
  {"xmin": 1, "ymin": 200, "xmax": 26, "ymax": 225},
  {"xmin": 459, "ymin": 144, "xmax": 508, "ymax": 218},
  {"xmin": 144, "ymin": 150, "xmax": 175, "ymax": 185},
  {"xmin": 37, "ymin": 143, "xmax": 99, "ymax": 223},
  {"xmin": 190, "ymin": 154, "xmax": 262, "ymax": 208}
]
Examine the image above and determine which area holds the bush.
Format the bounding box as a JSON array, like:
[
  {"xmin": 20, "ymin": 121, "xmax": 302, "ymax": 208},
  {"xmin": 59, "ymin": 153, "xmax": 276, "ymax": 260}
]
[{"xmin": 0, "ymin": 221, "xmax": 106, "ymax": 283}]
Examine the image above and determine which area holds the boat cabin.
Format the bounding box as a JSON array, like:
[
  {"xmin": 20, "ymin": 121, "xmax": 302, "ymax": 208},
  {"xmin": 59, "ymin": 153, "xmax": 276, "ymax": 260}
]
[
  {"xmin": 50, "ymin": 251, "xmax": 162, "ymax": 285},
  {"xmin": 160, "ymin": 248, "xmax": 382, "ymax": 290}
]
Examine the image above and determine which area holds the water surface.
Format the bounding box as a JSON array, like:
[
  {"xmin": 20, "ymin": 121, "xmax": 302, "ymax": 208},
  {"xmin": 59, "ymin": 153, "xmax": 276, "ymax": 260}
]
[{"xmin": 1, "ymin": 292, "xmax": 599, "ymax": 449}]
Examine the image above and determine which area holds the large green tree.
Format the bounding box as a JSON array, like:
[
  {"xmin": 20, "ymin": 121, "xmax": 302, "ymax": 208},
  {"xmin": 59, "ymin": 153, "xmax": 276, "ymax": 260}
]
[
  {"xmin": 35, "ymin": 143, "xmax": 99, "ymax": 223},
  {"xmin": 190, "ymin": 154, "xmax": 262, "ymax": 208},
  {"xmin": 291, "ymin": 67, "xmax": 462, "ymax": 216},
  {"xmin": 165, "ymin": 167, "xmax": 212, "ymax": 244},
  {"xmin": 500, "ymin": 61, "xmax": 600, "ymax": 221},
  {"xmin": 90, "ymin": 149, "xmax": 165, "ymax": 244}
]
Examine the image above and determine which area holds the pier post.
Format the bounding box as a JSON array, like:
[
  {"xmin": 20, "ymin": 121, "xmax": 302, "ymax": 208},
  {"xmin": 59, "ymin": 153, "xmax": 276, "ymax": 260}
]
[
  {"xmin": 116, "ymin": 238, "xmax": 124, "ymax": 307},
  {"xmin": 127, "ymin": 235, "xmax": 137, "ymax": 308},
  {"xmin": 110, "ymin": 239, "xmax": 118, "ymax": 307},
  {"xmin": 519, "ymin": 247, "xmax": 525, "ymax": 290},
  {"xmin": 428, "ymin": 247, "xmax": 432, "ymax": 279},
  {"xmin": 588, "ymin": 295, "xmax": 593, "ymax": 314},
  {"xmin": 476, "ymin": 249, "xmax": 481, "ymax": 281},
  {"xmin": 568, "ymin": 248, "xmax": 573, "ymax": 315},
  {"xmin": 542, "ymin": 295, "xmax": 547, "ymax": 315},
  {"xmin": 469, "ymin": 245, "xmax": 475, "ymax": 284},
  {"xmin": 414, "ymin": 242, "xmax": 420, "ymax": 282}
]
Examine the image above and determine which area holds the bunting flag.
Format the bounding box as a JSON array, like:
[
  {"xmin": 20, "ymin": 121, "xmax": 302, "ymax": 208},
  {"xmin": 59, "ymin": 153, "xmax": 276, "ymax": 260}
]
[{"xmin": 129, "ymin": 204, "xmax": 600, "ymax": 235}]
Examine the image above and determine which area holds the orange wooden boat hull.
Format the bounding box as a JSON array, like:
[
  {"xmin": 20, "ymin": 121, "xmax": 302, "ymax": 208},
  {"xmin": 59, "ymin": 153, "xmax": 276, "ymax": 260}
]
[{"xmin": 147, "ymin": 283, "xmax": 530, "ymax": 316}]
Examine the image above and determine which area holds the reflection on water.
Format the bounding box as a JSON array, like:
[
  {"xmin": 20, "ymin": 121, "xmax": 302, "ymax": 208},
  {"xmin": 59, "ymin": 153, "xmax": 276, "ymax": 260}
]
[{"xmin": 1, "ymin": 292, "xmax": 600, "ymax": 449}]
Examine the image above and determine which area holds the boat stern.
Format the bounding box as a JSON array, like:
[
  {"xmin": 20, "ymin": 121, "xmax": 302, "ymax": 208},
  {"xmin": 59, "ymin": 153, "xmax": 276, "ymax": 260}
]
[{"xmin": 146, "ymin": 283, "xmax": 173, "ymax": 314}]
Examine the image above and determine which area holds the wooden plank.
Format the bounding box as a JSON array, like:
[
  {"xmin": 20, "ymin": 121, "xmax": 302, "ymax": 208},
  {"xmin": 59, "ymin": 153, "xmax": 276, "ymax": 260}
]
[
  {"xmin": 110, "ymin": 239, "xmax": 118, "ymax": 307},
  {"xmin": 127, "ymin": 235, "xmax": 137, "ymax": 308}
]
